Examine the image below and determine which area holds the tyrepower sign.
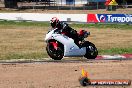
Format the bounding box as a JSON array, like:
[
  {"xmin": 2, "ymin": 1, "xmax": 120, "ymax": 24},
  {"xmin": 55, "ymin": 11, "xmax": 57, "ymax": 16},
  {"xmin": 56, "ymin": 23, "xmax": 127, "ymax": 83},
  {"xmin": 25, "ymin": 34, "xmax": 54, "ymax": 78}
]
[{"xmin": 87, "ymin": 14, "xmax": 132, "ymax": 23}]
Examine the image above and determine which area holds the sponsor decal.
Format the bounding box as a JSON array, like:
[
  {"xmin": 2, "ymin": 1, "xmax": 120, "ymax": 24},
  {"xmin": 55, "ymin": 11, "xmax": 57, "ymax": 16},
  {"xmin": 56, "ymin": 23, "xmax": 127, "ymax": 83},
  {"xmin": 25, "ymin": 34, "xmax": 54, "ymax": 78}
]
[
  {"xmin": 99, "ymin": 15, "xmax": 106, "ymax": 22},
  {"xmin": 87, "ymin": 14, "xmax": 132, "ymax": 23}
]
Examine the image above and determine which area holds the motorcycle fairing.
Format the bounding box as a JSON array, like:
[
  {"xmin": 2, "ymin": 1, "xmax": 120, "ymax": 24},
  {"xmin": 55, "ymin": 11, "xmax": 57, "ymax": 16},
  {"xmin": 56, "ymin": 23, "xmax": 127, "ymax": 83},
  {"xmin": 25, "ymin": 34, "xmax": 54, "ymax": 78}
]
[{"xmin": 51, "ymin": 34, "xmax": 86, "ymax": 57}]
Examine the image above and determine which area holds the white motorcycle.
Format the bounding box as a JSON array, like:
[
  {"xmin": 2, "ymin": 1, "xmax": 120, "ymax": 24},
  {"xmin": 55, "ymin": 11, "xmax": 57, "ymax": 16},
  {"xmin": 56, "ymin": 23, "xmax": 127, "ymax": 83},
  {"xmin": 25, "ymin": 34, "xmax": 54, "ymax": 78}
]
[{"xmin": 45, "ymin": 28, "xmax": 98, "ymax": 60}]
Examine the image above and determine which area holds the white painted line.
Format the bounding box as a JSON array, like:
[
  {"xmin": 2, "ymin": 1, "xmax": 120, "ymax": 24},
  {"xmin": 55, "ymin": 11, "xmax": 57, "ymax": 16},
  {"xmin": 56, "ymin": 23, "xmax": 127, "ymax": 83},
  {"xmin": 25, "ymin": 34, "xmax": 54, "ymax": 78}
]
[{"xmin": 102, "ymin": 55, "xmax": 126, "ymax": 59}]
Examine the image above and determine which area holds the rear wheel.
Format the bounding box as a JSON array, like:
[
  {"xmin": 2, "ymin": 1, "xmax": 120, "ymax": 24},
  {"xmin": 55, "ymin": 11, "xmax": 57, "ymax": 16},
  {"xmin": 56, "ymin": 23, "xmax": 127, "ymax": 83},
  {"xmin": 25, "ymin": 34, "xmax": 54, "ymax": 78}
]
[
  {"xmin": 46, "ymin": 41, "xmax": 64, "ymax": 60},
  {"xmin": 84, "ymin": 41, "xmax": 98, "ymax": 59}
]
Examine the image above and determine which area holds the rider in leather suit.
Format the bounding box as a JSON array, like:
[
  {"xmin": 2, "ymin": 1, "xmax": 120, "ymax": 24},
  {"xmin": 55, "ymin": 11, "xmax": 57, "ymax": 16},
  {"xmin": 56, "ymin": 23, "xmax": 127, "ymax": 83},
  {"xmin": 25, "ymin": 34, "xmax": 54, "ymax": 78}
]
[
  {"xmin": 50, "ymin": 17, "xmax": 80, "ymax": 46},
  {"xmin": 50, "ymin": 17, "xmax": 89, "ymax": 46}
]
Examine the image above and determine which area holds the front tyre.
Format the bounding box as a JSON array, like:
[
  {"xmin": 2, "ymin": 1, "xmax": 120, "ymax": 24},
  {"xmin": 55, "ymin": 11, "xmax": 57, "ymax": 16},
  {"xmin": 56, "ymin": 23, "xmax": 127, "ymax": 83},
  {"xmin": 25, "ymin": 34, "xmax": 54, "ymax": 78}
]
[
  {"xmin": 46, "ymin": 41, "xmax": 64, "ymax": 60},
  {"xmin": 84, "ymin": 41, "xmax": 98, "ymax": 59}
]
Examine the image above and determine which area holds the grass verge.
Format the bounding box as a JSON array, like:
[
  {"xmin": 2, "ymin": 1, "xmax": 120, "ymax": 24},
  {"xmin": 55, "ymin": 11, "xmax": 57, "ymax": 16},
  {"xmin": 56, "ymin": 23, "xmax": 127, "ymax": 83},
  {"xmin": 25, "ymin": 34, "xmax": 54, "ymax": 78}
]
[
  {"xmin": 0, "ymin": 21, "xmax": 131, "ymax": 60},
  {"xmin": 0, "ymin": 48, "xmax": 132, "ymax": 60},
  {"xmin": 0, "ymin": 20, "xmax": 49, "ymax": 27},
  {"xmin": 99, "ymin": 48, "xmax": 132, "ymax": 55},
  {"xmin": 0, "ymin": 20, "xmax": 131, "ymax": 30},
  {"xmin": 0, "ymin": 52, "xmax": 47, "ymax": 60},
  {"xmin": 71, "ymin": 23, "xmax": 132, "ymax": 30}
]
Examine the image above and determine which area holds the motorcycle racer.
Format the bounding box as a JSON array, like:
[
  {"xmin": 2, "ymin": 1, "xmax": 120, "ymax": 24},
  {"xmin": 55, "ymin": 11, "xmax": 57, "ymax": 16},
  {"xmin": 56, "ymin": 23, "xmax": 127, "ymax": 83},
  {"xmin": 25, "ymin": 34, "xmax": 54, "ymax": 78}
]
[
  {"xmin": 50, "ymin": 17, "xmax": 89, "ymax": 46},
  {"xmin": 45, "ymin": 17, "xmax": 98, "ymax": 60}
]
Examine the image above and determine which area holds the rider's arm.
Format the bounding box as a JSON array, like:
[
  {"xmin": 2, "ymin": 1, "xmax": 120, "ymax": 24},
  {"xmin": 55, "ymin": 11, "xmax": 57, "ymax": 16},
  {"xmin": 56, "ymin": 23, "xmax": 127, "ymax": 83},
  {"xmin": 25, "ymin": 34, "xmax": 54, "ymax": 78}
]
[{"xmin": 62, "ymin": 22, "xmax": 77, "ymax": 34}]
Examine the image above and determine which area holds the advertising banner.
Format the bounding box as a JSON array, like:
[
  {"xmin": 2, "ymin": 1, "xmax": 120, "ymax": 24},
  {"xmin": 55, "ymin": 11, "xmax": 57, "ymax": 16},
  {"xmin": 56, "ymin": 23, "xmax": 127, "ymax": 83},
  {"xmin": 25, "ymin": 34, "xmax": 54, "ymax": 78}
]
[{"xmin": 87, "ymin": 14, "xmax": 132, "ymax": 23}]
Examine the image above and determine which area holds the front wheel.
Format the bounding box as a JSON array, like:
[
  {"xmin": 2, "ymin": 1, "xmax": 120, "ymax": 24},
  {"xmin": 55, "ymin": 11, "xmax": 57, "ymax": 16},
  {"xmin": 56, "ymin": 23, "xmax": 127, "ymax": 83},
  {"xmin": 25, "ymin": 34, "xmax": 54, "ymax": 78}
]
[
  {"xmin": 46, "ymin": 41, "xmax": 64, "ymax": 60},
  {"xmin": 84, "ymin": 41, "xmax": 98, "ymax": 59}
]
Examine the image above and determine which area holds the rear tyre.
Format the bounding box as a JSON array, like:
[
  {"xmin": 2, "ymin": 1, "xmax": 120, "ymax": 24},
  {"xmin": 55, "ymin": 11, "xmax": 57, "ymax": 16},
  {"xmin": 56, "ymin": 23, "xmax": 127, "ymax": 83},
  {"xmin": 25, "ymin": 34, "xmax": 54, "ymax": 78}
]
[
  {"xmin": 84, "ymin": 41, "xmax": 98, "ymax": 59},
  {"xmin": 46, "ymin": 41, "xmax": 64, "ymax": 60}
]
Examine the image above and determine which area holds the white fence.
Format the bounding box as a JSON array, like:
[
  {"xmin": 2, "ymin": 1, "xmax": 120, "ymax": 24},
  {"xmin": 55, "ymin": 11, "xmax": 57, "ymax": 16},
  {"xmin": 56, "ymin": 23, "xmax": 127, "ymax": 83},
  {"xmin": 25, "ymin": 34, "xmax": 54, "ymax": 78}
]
[
  {"xmin": 0, "ymin": 13, "xmax": 131, "ymax": 23},
  {"xmin": 0, "ymin": 13, "xmax": 87, "ymax": 22}
]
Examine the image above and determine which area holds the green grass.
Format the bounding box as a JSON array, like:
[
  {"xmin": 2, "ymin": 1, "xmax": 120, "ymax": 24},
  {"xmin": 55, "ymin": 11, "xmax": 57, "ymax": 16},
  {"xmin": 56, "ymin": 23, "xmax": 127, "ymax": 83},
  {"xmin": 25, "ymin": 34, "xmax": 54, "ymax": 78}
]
[
  {"xmin": 0, "ymin": 48, "xmax": 131, "ymax": 60},
  {"xmin": 71, "ymin": 23, "xmax": 132, "ymax": 30},
  {"xmin": 0, "ymin": 20, "xmax": 49, "ymax": 27},
  {"xmin": 99, "ymin": 48, "xmax": 132, "ymax": 55},
  {"xmin": 0, "ymin": 52, "xmax": 47, "ymax": 60},
  {"xmin": 0, "ymin": 20, "xmax": 131, "ymax": 30}
]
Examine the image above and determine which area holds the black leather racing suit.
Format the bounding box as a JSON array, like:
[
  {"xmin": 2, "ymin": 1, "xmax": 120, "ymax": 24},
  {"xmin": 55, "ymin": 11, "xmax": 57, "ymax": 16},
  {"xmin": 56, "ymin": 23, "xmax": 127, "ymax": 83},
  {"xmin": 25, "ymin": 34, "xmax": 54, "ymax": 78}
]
[{"xmin": 54, "ymin": 22, "xmax": 80, "ymax": 46}]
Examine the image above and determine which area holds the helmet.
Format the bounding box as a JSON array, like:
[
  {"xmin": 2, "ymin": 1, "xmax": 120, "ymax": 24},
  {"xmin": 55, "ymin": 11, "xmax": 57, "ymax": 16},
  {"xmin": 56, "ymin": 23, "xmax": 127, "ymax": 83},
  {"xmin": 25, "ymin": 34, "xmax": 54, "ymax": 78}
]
[{"xmin": 50, "ymin": 17, "xmax": 60, "ymax": 28}]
